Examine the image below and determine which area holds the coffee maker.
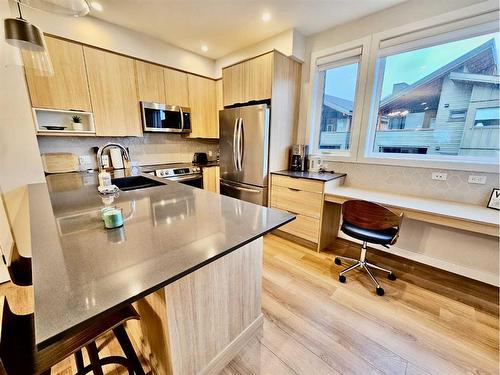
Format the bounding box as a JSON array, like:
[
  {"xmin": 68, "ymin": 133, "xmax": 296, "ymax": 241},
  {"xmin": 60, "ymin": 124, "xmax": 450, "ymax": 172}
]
[{"xmin": 289, "ymin": 144, "xmax": 309, "ymax": 172}]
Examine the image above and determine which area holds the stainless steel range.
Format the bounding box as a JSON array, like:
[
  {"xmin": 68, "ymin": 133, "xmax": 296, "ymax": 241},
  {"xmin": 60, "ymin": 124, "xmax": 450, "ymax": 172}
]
[{"xmin": 141, "ymin": 163, "xmax": 203, "ymax": 189}]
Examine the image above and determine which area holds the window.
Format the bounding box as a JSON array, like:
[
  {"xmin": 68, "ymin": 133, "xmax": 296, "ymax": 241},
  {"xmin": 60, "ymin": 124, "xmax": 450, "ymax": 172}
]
[
  {"xmin": 317, "ymin": 60, "xmax": 360, "ymax": 152},
  {"xmin": 449, "ymin": 109, "xmax": 467, "ymax": 121},
  {"xmin": 369, "ymin": 31, "xmax": 500, "ymax": 159},
  {"xmin": 474, "ymin": 107, "xmax": 500, "ymax": 127}
]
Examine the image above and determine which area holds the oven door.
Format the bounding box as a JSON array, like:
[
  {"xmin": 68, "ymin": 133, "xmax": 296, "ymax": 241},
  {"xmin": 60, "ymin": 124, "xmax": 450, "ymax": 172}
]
[
  {"xmin": 141, "ymin": 102, "xmax": 191, "ymax": 133},
  {"xmin": 166, "ymin": 174, "xmax": 203, "ymax": 189}
]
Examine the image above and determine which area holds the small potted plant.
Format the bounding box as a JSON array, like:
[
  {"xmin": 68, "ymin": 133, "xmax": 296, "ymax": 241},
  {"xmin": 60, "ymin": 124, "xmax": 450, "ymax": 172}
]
[{"xmin": 71, "ymin": 115, "xmax": 84, "ymax": 131}]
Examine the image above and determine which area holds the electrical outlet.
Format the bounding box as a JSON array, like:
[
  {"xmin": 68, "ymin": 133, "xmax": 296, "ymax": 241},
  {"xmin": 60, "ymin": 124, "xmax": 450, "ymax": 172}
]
[
  {"xmin": 78, "ymin": 155, "xmax": 92, "ymax": 168},
  {"xmin": 468, "ymin": 175, "xmax": 486, "ymax": 184},
  {"xmin": 431, "ymin": 172, "xmax": 447, "ymax": 181},
  {"xmin": 208, "ymin": 150, "xmax": 213, "ymax": 157}
]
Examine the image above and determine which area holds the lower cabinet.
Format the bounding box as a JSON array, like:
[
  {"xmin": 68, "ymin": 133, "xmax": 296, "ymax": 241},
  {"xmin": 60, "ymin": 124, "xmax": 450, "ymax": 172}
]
[
  {"xmin": 203, "ymin": 166, "xmax": 220, "ymax": 193},
  {"xmin": 270, "ymin": 174, "xmax": 325, "ymax": 247}
]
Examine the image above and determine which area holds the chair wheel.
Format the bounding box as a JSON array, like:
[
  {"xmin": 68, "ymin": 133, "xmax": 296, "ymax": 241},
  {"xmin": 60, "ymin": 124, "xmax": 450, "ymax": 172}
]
[
  {"xmin": 334, "ymin": 257, "xmax": 341, "ymax": 265},
  {"xmin": 376, "ymin": 287, "xmax": 385, "ymax": 296},
  {"xmin": 388, "ymin": 273, "xmax": 396, "ymax": 281},
  {"xmin": 339, "ymin": 275, "xmax": 346, "ymax": 283}
]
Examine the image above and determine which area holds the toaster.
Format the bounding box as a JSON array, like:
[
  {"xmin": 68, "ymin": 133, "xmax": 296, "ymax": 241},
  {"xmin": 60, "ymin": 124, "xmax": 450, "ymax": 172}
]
[{"xmin": 192, "ymin": 152, "xmax": 208, "ymax": 165}]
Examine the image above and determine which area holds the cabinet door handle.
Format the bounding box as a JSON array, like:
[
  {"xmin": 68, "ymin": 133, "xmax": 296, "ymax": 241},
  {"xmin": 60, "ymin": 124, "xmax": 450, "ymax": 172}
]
[
  {"xmin": 288, "ymin": 187, "xmax": 300, "ymax": 192},
  {"xmin": 287, "ymin": 210, "xmax": 299, "ymax": 216}
]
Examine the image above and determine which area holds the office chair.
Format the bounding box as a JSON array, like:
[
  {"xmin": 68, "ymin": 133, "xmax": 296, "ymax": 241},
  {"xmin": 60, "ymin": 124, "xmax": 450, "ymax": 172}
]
[{"xmin": 334, "ymin": 199, "xmax": 403, "ymax": 296}]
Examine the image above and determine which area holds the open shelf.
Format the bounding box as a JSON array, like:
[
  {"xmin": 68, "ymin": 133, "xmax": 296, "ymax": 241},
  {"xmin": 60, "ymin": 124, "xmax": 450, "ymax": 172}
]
[{"xmin": 33, "ymin": 108, "xmax": 96, "ymax": 136}]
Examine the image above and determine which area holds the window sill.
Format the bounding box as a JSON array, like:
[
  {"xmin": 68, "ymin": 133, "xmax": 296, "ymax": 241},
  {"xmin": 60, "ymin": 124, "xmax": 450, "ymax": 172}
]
[
  {"xmin": 314, "ymin": 153, "xmax": 500, "ymax": 173},
  {"xmin": 359, "ymin": 154, "xmax": 500, "ymax": 173}
]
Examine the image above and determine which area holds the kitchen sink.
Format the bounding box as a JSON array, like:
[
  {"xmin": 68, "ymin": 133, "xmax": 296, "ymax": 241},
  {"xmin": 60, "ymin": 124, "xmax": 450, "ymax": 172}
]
[{"xmin": 112, "ymin": 175, "xmax": 165, "ymax": 191}]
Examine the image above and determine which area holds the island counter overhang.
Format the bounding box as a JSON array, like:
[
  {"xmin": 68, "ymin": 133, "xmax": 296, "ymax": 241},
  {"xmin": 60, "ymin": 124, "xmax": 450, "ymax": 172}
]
[{"xmin": 28, "ymin": 173, "xmax": 294, "ymax": 373}]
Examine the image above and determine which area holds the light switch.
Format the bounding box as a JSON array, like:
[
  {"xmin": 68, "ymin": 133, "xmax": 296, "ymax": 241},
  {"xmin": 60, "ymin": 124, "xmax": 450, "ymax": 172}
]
[
  {"xmin": 468, "ymin": 175, "xmax": 487, "ymax": 184},
  {"xmin": 431, "ymin": 172, "xmax": 447, "ymax": 181}
]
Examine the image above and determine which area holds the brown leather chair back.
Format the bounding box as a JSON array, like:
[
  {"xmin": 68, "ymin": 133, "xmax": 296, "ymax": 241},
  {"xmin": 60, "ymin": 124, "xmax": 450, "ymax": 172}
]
[{"xmin": 342, "ymin": 199, "xmax": 403, "ymax": 231}]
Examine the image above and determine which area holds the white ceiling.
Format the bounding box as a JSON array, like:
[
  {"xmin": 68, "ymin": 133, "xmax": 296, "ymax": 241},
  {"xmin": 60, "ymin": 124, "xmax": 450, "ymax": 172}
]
[{"xmin": 89, "ymin": 0, "xmax": 406, "ymax": 59}]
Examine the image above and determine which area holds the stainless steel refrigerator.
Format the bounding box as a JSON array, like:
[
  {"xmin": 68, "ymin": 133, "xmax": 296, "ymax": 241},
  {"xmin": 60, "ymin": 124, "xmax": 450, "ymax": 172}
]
[{"xmin": 219, "ymin": 104, "xmax": 270, "ymax": 205}]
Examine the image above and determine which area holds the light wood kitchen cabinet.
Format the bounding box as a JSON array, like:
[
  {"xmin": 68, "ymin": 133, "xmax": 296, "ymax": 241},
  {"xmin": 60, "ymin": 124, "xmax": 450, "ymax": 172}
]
[
  {"xmin": 203, "ymin": 166, "xmax": 220, "ymax": 193},
  {"xmin": 245, "ymin": 53, "xmax": 272, "ymax": 103},
  {"xmin": 135, "ymin": 60, "xmax": 166, "ymax": 103},
  {"xmin": 222, "ymin": 62, "xmax": 245, "ymax": 106},
  {"xmin": 216, "ymin": 79, "xmax": 223, "ymax": 127},
  {"xmin": 164, "ymin": 68, "xmax": 189, "ymax": 107},
  {"xmin": 222, "ymin": 52, "xmax": 272, "ymax": 106},
  {"xmin": 187, "ymin": 75, "xmax": 218, "ymax": 139},
  {"xmin": 84, "ymin": 46, "xmax": 142, "ymax": 137},
  {"xmin": 270, "ymin": 174, "xmax": 342, "ymax": 251},
  {"xmin": 24, "ymin": 36, "xmax": 92, "ymax": 112}
]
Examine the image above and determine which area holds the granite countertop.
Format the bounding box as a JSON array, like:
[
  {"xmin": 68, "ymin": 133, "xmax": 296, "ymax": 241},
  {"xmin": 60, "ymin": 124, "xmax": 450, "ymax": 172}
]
[
  {"xmin": 30, "ymin": 172, "xmax": 293, "ymax": 348},
  {"xmin": 272, "ymin": 170, "xmax": 346, "ymax": 182}
]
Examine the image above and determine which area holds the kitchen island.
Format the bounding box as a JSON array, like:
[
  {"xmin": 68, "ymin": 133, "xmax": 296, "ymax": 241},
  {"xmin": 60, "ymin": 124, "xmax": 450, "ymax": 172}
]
[{"xmin": 28, "ymin": 172, "xmax": 293, "ymax": 374}]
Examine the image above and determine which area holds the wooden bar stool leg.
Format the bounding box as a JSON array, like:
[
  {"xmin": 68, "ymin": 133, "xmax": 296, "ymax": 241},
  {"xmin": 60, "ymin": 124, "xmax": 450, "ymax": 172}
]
[
  {"xmin": 113, "ymin": 325, "xmax": 145, "ymax": 375},
  {"xmin": 85, "ymin": 342, "xmax": 104, "ymax": 375},
  {"xmin": 74, "ymin": 349, "xmax": 85, "ymax": 374}
]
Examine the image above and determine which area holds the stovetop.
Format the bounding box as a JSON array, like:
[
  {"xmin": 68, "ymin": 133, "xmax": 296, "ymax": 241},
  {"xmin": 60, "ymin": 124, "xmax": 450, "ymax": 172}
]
[{"xmin": 140, "ymin": 163, "xmax": 201, "ymax": 178}]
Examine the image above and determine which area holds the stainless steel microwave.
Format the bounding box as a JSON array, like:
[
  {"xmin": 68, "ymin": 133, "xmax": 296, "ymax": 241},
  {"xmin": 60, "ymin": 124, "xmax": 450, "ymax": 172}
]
[{"xmin": 140, "ymin": 101, "xmax": 191, "ymax": 133}]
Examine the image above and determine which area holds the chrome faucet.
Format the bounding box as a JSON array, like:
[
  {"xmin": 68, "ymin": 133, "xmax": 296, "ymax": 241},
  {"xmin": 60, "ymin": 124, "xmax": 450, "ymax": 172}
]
[{"xmin": 96, "ymin": 142, "xmax": 131, "ymax": 172}]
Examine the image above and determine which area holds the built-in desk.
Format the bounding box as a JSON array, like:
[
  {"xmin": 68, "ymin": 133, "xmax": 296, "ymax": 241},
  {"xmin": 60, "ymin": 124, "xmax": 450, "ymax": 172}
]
[{"xmin": 324, "ymin": 186, "xmax": 500, "ymax": 237}]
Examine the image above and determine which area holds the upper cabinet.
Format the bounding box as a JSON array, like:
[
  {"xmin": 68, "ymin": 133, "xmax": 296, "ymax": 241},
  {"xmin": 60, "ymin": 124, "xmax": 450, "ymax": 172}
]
[
  {"xmin": 136, "ymin": 60, "xmax": 166, "ymax": 104},
  {"xmin": 24, "ymin": 36, "xmax": 92, "ymax": 111},
  {"xmin": 23, "ymin": 36, "xmax": 219, "ymax": 138},
  {"xmin": 245, "ymin": 53, "xmax": 273, "ymax": 103},
  {"xmin": 222, "ymin": 52, "xmax": 273, "ymax": 106},
  {"xmin": 164, "ymin": 68, "xmax": 189, "ymax": 107},
  {"xmin": 187, "ymin": 75, "xmax": 218, "ymax": 139},
  {"xmin": 84, "ymin": 46, "xmax": 142, "ymax": 137},
  {"xmin": 222, "ymin": 62, "xmax": 245, "ymax": 107}
]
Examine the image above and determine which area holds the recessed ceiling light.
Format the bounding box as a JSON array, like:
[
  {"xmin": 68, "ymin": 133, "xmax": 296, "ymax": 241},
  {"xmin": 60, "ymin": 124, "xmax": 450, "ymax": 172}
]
[
  {"xmin": 261, "ymin": 12, "xmax": 271, "ymax": 22},
  {"xmin": 201, "ymin": 45, "xmax": 208, "ymax": 52},
  {"xmin": 90, "ymin": 1, "xmax": 103, "ymax": 12}
]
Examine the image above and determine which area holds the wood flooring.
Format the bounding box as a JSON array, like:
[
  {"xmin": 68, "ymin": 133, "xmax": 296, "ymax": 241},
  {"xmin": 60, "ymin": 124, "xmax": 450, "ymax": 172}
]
[{"xmin": 0, "ymin": 234, "xmax": 498, "ymax": 374}]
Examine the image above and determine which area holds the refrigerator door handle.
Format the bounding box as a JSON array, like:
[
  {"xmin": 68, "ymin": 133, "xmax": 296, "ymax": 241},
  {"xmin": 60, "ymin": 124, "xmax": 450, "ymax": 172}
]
[
  {"xmin": 233, "ymin": 118, "xmax": 239, "ymax": 170},
  {"xmin": 220, "ymin": 181, "xmax": 261, "ymax": 193},
  {"xmin": 238, "ymin": 118, "xmax": 244, "ymax": 171}
]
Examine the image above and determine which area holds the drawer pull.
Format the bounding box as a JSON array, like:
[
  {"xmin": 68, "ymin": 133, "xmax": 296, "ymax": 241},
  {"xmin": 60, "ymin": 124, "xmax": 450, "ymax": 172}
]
[
  {"xmin": 288, "ymin": 187, "xmax": 300, "ymax": 192},
  {"xmin": 287, "ymin": 210, "xmax": 299, "ymax": 215}
]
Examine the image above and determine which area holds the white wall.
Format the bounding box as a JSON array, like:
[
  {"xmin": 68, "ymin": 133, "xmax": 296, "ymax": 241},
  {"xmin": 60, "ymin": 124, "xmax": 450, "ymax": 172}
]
[
  {"xmin": 13, "ymin": 1, "xmax": 216, "ymax": 78},
  {"xmin": 0, "ymin": 0, "xmax": 46, "ymax": 263},
  {"xmin": 214, "ymin": 28, "xmax": 305, "ymax": 77},
  {"xmin": 298, "ymin": 0, "xmax": 499, "ymax": 285}
]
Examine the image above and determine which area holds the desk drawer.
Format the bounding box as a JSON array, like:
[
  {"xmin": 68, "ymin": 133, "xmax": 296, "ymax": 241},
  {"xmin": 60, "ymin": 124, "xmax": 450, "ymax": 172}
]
[
  {"xmin": 271, "ymin": 185, "xmax": 322, "ymax": 219},
  {"xmin": 272, "ymin": 175, "xmax": 323, "ymax": 193},
  {"xmin": 275, "ymin": 211, "xmax": 320, "ymax": 243}
]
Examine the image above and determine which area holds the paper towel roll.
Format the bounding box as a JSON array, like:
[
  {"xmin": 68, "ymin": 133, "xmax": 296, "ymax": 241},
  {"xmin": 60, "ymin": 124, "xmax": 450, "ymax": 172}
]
[{"xmin": 110, "ymin": 148, "xmax": 124, "ymax": 169}]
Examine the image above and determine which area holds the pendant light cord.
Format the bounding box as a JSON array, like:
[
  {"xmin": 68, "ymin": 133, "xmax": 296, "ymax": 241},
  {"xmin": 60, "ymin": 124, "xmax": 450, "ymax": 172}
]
[{"xmin": 17, "ymin": 2, "xmax": 25, "ymax": 20}]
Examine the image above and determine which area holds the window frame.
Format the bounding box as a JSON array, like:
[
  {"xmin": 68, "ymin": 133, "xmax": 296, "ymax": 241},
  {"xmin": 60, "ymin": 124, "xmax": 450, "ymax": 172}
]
[
  {"xmin": 306, "ymin": 36, "xmax": 371, "ymax": 162},
  {"xmin": 356, "ymin": 12, "xmax": 500, "ymax": 173}
]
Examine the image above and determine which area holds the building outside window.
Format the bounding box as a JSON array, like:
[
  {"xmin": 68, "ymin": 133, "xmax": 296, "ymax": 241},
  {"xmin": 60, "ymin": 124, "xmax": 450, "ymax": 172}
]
[
  {"xmin": 319, "ymin": 61, "xmax": 359, "ymax": 151},
  {"xmin": 474, "ymin": 107, "xmax": 500, "ymax": 127},
  {"xmin": 371, "ymin": 32, "xmax": 499, "ymax": 159}
]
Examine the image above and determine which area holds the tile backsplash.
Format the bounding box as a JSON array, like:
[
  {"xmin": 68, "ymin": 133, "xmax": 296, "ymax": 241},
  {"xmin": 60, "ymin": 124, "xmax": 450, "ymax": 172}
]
[
  {"xmin": 37, "ymin": 133, "xmax": 219, "ymax": 169},
  {"xmin": 322, "ymin": 160, "xmax": 499, "ymax": 206}
]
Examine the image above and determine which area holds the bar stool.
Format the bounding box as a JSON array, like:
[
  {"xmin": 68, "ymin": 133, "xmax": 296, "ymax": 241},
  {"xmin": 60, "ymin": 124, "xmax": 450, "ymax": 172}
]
[
  {"xmin": 0, "ymin": 245, "xmax": 146, "ymax": 375},
  {"xmin": 334, "ymin": 199, "xmax": 403, "ymax": 296}
]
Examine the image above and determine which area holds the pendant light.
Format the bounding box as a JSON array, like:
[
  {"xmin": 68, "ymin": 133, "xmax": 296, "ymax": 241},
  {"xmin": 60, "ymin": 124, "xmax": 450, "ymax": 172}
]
[
  {"xmin": 14, "ymin": 0, "xmax": 90, "ymax": 17},
  {"xmin": 3, "ymin": 2, "xmax": 53, "ymax": 76}
]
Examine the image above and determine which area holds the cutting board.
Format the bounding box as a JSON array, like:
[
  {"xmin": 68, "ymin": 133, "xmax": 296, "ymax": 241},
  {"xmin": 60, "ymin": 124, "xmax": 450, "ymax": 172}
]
[{"xmin": 41, "ymin": 153, "xmax": 80, "ymax": 174}]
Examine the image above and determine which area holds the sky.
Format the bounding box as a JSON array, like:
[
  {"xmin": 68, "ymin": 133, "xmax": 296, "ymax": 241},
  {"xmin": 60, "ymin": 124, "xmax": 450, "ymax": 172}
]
[{"xmin": 323, "ymin": 32, "xmax": 500, "ymax": 102}]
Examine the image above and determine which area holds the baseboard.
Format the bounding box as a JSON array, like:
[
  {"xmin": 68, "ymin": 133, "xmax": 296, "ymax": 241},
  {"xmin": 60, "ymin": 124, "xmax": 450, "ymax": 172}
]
[
  {"xmin": 272, "ymin": 230, "xmax": 318, "ymax": 250},
  {"xmin": 201, "ymin": 314, "xmax": 264, "ymax": 375}
]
